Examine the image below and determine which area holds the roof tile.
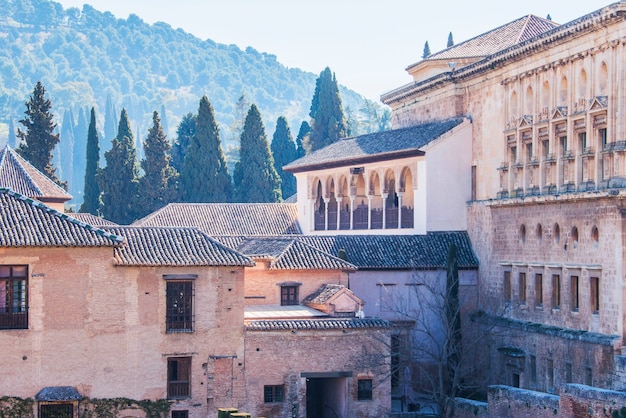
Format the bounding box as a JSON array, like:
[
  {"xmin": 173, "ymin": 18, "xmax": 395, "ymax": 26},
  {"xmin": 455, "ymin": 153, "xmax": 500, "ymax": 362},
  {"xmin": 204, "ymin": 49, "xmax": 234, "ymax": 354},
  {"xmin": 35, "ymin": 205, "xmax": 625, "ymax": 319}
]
[{"xmin": 245, "ymin": 318, "xmax": 390, "ymax": 331}]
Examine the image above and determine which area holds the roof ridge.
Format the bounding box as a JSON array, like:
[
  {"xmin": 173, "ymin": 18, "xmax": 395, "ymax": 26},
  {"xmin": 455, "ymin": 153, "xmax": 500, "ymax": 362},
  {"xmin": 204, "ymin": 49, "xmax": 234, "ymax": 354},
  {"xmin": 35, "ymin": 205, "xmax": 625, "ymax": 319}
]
[
  {"xmin": 0, "ymin": 187, "xmax": 124, "ymax": 243},
  {"xmin": 3, "ymin": 146, "xmax": 44, "ymax": 196}
]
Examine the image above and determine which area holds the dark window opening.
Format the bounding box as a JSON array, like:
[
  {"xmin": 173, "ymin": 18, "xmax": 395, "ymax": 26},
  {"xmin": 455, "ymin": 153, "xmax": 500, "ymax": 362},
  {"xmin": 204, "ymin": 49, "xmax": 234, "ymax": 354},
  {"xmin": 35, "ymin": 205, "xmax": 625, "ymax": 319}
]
[
  {"xmin": 281, "ymin": 286, "xmax": 299, "ymax": 306},
  {"xmin": 166, "ymin": 280, "xmax": 193, "ymax": 332},
  {"xmin": 0, "ymin": 265, "xmax": 28, "ymax": 330},
  {"xmin": 535, "ymin": 274, "xmax": 543, "ymax": 307},
  {"xmin": 571, "ymin": 276, "xmax": 579, "ymax": 312},
  {"xmin": 552, "ymin": 275, "xmax": 560, "ymax": 309},
  {"xmin": 519, "ymin": 272, "xmax": 526, "ymax": 304},
  {"xmin": 168, "ymin": 357, "xmax": 191, "ymax": 399},
  {"xmin": 504, "ymin": 271, "xmax": 511, "ymax": 302},
  {"xmin": 171, "ymin": 412, "xmax": 188, "ymax": 418},
  {"xmin": 590, "ymin": 276, "xmax": 600, "ymax": 314},
  {"xmin": 39, "ymin": 403, "xmax": 74, "ymax": 418},
  {"xmin": 264, "ymin": 385, "xmax": 284, "ymax": 403},
  {"xmin": 357, "ymin": 379, "xmax": 373, "ymax": 400}
]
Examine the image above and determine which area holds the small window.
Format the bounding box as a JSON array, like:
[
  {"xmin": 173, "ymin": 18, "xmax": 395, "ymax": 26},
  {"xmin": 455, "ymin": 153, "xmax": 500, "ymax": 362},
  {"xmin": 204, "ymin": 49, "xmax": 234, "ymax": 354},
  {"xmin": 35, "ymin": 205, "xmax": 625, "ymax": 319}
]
[
  {"xmin": 542, "ymin": 140, "xmax": 549, "ymax": 157},
  {"xmin": 600, "ymin": 128, "xmax": 607, "ymax": 148},
  {"xmin": 553, "ymin": 223, "xmax": 560, "ymax": 244},
  {"xmin": 530, "ymin": 355, "xmax": 537, "ymax": 383},
  {"xmin": 264, "ymin": 385, "xmax": 284, "ymax": 403},
  {"xmin": 504, "ymin": 271, "xmax": 512, "ymax": 302},
  {"xmin": 590, "ymin": 277, "xmax": 600, "ymax": 314},
  {"xmin": 172, "ymin": 412, "xmax": 189, "ymax": 418},
  {"xmin": 571, "ymin": 226, "xmax": 579, "ymax": 249},
  {"xmin": 571, "ymin": 276, "xmax": 579, "ymax": 312},
  {"xmin": 281, "ymin": 285, "xmax": 299, "ymax": 306},
  {"xmin": 357, "ymin": 379, "xmax": 373, "ymax": 401},
  {"xmin": 591, "ymin": 226, "xmax": 599, "ymax": 249},
  {"xmin": 166, "ymin": 280, "xmax": 194, "ymax": 332},
  {"xmin": 519, "ymin": 273, "xmax": 526, "ymax": 305},
  {"xmin": 585, "ymin": 367, "xmax": 593, "ymax": 386},
  {"xmin": 552, "ymin": 274, "xmax": 561, "ymax": 309},
  {"xmin": 526, "ymin": 143, "xmax": 533, "ymax": 160},
  {"xmin": 547, "ymin": 358, "xmax": 555, "ymax": 390},
  {"xmin": 565, "ymin": 362, "xmax": 572, "ymax": 383},
  {"xmin": 535, "ymin": 274, "xmax": 543, "ymax": 308},
  {"xmin": 519, "ymin": 224, "xmax": 526, "ymax": 244},
  {"xmin": 560, "ymin": 136, "xmax": 568, "ymax": 155},
  {"xmin": 40, "ymin": 403, "xmax": 74, "ymax": 418},
  {"xmin": 536, "ymin": 224, "xmax": 543, "ymax": 245},
  {"xmin": 579, "ymin": 132, "xmax": 587, "ymax": 151},
  {"xmin": 0, "ymin": 265, "xmax": 28, "ymax": 330},
  {"xmin": 168, "ymin": 357, "xmax": 191, "ymax": 399}
]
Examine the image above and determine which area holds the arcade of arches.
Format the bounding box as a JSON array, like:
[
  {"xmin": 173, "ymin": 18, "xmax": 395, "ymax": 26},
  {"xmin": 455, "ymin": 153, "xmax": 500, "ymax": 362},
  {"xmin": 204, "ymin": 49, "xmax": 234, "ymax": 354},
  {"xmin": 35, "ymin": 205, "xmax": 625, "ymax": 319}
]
[{"xmin": 310, "ymin": 167, "xmax": 415, "ymax": 231}]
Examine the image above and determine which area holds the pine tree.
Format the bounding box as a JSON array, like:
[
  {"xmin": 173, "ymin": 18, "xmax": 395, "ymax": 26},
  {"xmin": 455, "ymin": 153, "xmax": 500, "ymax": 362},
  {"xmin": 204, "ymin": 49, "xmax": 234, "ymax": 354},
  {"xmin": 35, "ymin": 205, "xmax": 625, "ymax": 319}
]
[
  {"xmin": 79, "ymin": 107, "xmax": 100, "ymax": 215},
  {"xmin": 137, "ymin": 111, "xmax": 178, "ymax": 217},
  {"xmin": 270, "ymin": 116, "xmax": 297, "ymax": 200},
  {"xmin": 171, "ymin": 112, "xmax": 196, "ymax": 173},
  {"xmin": 233, "ymin": 104, "xmax": 281, "ymax": 203},
  {"xmin": 98, "ymin": 108, "xmax": 139, "ymax": 224},
  {"xmin": 179, "ymin": 96, "xmax": 232, "ymax": 202},
  {"xmin": 308, "ymin": 67, "xmax": 347, "ymax": 152},
  {"xmin": 16, "ymin": 81, "xmax": 65, "ymax": 187},
  {"xmin": 295, "ymin": 121, "xmax": 310, "ymax": 158},
  {"xmin": 447, "ymin": 32, "xmax": 454, "ymax": 48},
  {"xmin": 422, "ymin": 41, "xmax": 431, "ymax": 58}
]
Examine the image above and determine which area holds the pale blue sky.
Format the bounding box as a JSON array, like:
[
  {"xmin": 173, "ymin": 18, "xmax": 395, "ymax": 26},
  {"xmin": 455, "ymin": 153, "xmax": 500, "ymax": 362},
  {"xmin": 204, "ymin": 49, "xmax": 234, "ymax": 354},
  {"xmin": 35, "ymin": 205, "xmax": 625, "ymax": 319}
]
[{"xmin": 55, "ymin": 0, "xmax": 613, "ymax": 101}]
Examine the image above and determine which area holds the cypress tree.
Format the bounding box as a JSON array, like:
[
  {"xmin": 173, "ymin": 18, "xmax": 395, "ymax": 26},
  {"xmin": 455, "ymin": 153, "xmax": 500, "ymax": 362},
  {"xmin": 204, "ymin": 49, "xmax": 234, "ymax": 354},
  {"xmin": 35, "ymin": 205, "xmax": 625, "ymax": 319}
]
[
  {"xmin": 17, "ymin": 81, "xmax": 64, "ymax": 187},
  {"xmin": 79, "ymin": 107, "xmax": 100, "ymax": 215},
  {"xmin": 295, "ymin": 121, "xmax": 310, "ymax": 158},
  {"xmin": 137, "ymin": 111, "xmax": 178, "ymax": 217},
  {"xmin": 308, "ymin": 67, "xmax": 347, "ymax": 152},
  {"xmin": 423, "ymin": 41, "xmax": 431, "ymax": 58},
  {"xmin": 447, "ymin": 32, "xmax": 454, "ymax": 48},
  {"xmin": 270, "ymin": 116, "xmax": 297, "ymax": 200},
  {"xmin": 180, "ymin": 96, "xmax": 232, "ymax": 202},
  {"xmin": 233, "ymin": 104, "xmax": 281, "ymax": 203},
  {"xmin": 171, "ymin": 112, "xmax": 196, "ymax": 173},
  {"xmin": 98, "ymin": 108, "xmax": 139, "ymax": 224}
]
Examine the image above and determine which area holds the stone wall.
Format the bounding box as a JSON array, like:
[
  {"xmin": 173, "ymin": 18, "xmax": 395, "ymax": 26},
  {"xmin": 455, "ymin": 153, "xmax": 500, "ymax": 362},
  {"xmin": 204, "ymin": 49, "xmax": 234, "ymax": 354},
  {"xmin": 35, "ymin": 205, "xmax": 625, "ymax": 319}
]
[
  {"xmin": 243, "ymin": 326, "xmax": 391, "ymax": 418},
  {"xmin": 487, "ymin": 385, "xmax": 560, "ymax": 418}
]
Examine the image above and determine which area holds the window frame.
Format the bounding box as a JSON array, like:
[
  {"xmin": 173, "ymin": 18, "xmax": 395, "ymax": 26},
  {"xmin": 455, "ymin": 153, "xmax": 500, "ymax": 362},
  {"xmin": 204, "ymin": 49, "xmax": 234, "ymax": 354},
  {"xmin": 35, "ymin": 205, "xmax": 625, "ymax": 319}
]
[
  {"xmin": 171, "ymin": 411, "xmax": 189, "ymax": 418},
  {"xmin": 570, "ymin": 275, "xmax": 579, "ymax": 312},
  {"xmin": 263, "ymin": 385, "xmax": 284, "ymax": 403},
  {"xmin": 551, "ymin": 274, "xmax": 560, "ymax": 310},
  {"xmin": 167, "ymin": 357, "xmax": 191, "ymax": 399},
  {"xmin": 0, "ymin": 265, "xmax": 29, "ymax": 330},
  {"xmin": 165, "ymin": 278, "xmax": 195, "ymax": 333},
  {"xmin": 280, "ymin": 285, "xmax": 299, "ymax": 306},
  {"xmin": 534, "ymin": 273, "xmax": 543, "ymax": 308},
  {"xmin": 519, "ymin": 272, "xmax": 526, "ymax": 304},
  {"xmin": 504, "ymin": 271, "xmax": 512, "ymax": 303},
  {"xmin": 357, "ymin": 378, "xmax": 373, "ymax": 401}
]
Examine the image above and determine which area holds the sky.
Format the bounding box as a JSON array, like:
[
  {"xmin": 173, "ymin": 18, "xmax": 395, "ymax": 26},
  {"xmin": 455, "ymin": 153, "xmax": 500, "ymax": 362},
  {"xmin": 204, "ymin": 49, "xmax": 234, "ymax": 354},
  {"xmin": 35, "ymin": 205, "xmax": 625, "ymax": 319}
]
[{"xmin": 55, "ymin": 0, "xmax": 614, "ymax": 101}]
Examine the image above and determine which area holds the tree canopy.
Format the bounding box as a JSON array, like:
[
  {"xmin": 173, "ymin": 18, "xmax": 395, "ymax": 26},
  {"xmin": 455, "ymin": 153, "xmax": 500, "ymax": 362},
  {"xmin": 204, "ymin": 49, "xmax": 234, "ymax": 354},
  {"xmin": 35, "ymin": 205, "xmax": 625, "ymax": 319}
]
[
  {"xmin": 16, "ymin": 81, "xmax": 64, "ymax": 187},
  {"xmin": 270, "ymin": 116, "xmax": 297, "ymax": 200},
  {"xmin": 179, "ymin": 96, "xmax": 232, "ymax": 202},
  {"xmin": 79, "ymin": 107, "xmax": 100, "ymax": 215},
  {"xmin": 422, "ymin": 41, "xmax": 431, "ymax": 58},
  {"xmin": 307, "ymin": 67, "xmax": 347, "ymax": 152},
  {"xmin": 233, "ymin": 104, "xmax": 281, "ymax": 203},
  {"xmin": 98, "ymin": 108, "xmax": 139, "ymax": 224}
]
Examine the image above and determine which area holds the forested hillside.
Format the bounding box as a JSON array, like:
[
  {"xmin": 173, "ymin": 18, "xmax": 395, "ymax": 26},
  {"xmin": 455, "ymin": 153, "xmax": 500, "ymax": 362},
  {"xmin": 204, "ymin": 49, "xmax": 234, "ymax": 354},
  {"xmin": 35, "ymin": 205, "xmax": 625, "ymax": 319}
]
[{"xmin": 0, "ymin": 0, "xmax": 393, "ymax": 208}]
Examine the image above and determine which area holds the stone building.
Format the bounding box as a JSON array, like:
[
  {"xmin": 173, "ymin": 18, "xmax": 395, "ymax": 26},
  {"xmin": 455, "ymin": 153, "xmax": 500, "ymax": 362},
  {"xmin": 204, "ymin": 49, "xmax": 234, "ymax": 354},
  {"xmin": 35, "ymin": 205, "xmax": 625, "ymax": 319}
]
[{"xmin": 380, "ymin": 0, "xmax": 626, "ymax": 413}]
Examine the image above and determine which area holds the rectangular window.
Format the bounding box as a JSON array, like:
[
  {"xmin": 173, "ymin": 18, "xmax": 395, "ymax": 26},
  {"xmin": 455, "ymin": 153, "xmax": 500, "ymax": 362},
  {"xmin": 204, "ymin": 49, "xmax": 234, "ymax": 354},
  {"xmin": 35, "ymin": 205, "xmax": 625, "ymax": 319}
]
[
  {"xmin": 542, "ymin": 140, "xmax": 549, "ymax": 157},
  {"xmin": 167, "ymin": 357, "xmax": 191, "ymax": 399},
  {"xmin": 535, "ymin": 274, "xmax": 543, "ymax": 307},
  {"xmin": 0, "ymin": 265, "xmax": 28, "ymax": 330},
  {"xmin": 526, "ymin": 143, "xmax": 533, "ymax": 161},
  {"xmin": 471, "ymin": 165, "xmax": 477, "ymax": 201},
  {"xmin": 264, "ymin": 385, "xmax": 284, "ymax": 403},
  {"xmin": 281, "ymin": 286, "xmax": 298, "ymax": 306},
  {"xmin": 171, "ymin": 412, "xmax": 188, "ymax": 418},
  {"xmin": 600, "ymin": 128, "xmax": 608, "ymax": 148},
  {"xmin": 560, "ymin": 136, "xmax": 568, "ymax": 155},
  {"xmin": 571, "ymin": 276, "xmax": 579, "ymax": 312},
  {"xmin": 590, "ymin": 277, "xmax": 600, "ymax": 314},
  {"xmin": 585, "ymin": 367, "xmax": 593, "ymax": 386},
  {"xmin": 552, "ymin": 274, "xmax": 560, "ymax": 309},
  {"xmin": 579, "ymin": 132, "xmax": 587, "ymax": 151},
  {"xmin": 357, "ymin": 379, "xmax": 373, "ymax": 401},
  {"xmin": 166, "ymin": 280, "xmax": 193, "ymax": 332},
  {"xmin": 530, "ymin": 355, "xmax": 537, "ymax": 383},
  {"xmin": 40, "ymin": 403, "xmax": 74, "ymax": 418},
  {"xmin": 504, "ymin": 271, "xmax": 511, "ymax": 302},
  {"xmin": 519, "ymin": 273, "xmax": 526, "ymax": 304},
  {"xmin": 565, "ymin": 362, "xmax": 572, "ymax": 383}
]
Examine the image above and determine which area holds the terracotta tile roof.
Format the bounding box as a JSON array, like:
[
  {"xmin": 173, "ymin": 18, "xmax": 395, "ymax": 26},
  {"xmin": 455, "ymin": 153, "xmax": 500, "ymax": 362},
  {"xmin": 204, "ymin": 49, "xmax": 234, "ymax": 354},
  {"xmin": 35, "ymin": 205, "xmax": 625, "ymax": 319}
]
[
  {"xmin": 303, "ymin": 284, "xmax": 348, "ymax": 304},
  {"xmin": 69, "ymin": 213, "xmax": 118, "ymax": 226},
  {"xmin": 0, "ymin": 145, "xmax": 72, "ymax": 201},
  {"xmin": 0, "ymin": 188, "xmax": 122, "ymax": 247},
  {"xmin": 235, "ymin": 236, "xmax": 357, "ymax": 270},
  {"xmin": 283, "ymin": 119, "xmax": 464, "ymax": 173},
  {"xmin": 103, "ymin": 226, "xmax": 255, "ymax": 267},
  {"xmin": 133, "ymin": 203, "xmax": 301, "ymax": 236},
  {"xmin": 424, "ymin": 15, "xmax": 558, "ymax": 61},
  {"xmin": 245, "ymin": 318, "xmax": 390, "ymax": 331},
  {"xmin": 297, "ymin": 232, "xmax": 479, "ymax": 270}
]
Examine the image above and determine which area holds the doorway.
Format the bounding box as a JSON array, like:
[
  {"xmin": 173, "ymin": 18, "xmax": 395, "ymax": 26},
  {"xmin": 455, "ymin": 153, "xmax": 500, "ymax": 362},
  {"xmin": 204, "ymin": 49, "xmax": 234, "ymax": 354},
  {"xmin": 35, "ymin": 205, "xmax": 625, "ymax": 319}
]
[{"xmin": 303, "ymin": 372, "xmax": 351, "ymax": 418}]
